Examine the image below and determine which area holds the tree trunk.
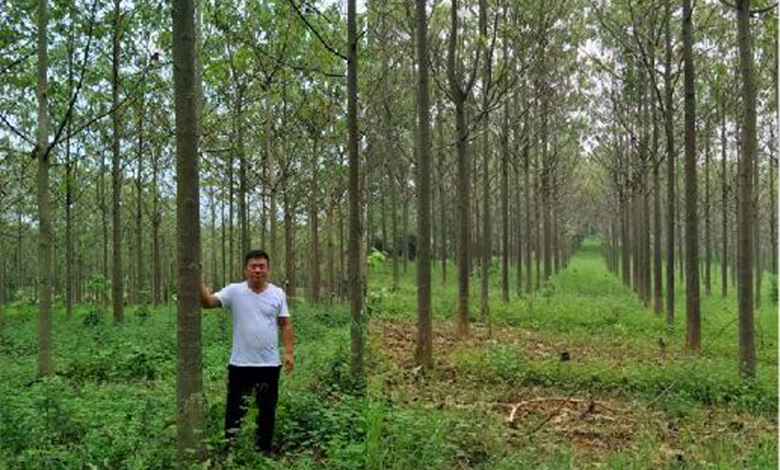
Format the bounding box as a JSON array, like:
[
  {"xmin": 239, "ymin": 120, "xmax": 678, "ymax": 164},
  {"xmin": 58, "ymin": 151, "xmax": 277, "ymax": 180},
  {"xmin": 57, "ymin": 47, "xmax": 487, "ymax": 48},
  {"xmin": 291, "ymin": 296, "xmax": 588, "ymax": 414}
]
[
  {"xmin": 736, "ymin": 0, "xmax": 756, "ymax": 378},
  {"xmin": 136, "ymin": 96, "xmax": 145, "ymax": 304},
  {"xmin": 705, "ymin": 121, "xmax": 712, "ymax": 296},
  {"xmin": 36, "ymin": 0, "xmax": 53, "ymax": 376},
  {"xmin": 682, "ymin": 0, "xmax": 700, "ymax": 350},
  {"xmin": 721, "ymin": 100, "xmax": 728, "ymax": 297},
  {"xmin": 479, "ymin": 0, "xmax": 492, "ymax": 321},
  {"xmin": 664, "ymin": 0, "xmax": 675, "ymax": 325},
  {"xmin": 347, "ymin": 0, "xmax": 364, "ymax": 379},
  {"xmin": 310, "ymin": 136, "xmax": 321, "ymax": 304},
  {"xmin": 172, "ymin": 0, "xmax": 204, "ymax": 456},
  {"xmin": 501, "ymin": 99, "xmax": 510, "ymax": 303},
  {"xmin": 414, "ymin": 0, "xmax": 433, "ymax": 368},
  {"xmin": 152, "ymin": 152, "xmax": 162, "ymax": 306},
  {"xmin": 111, "ymin": 0, "xmax": 124, "ymax": 323}
]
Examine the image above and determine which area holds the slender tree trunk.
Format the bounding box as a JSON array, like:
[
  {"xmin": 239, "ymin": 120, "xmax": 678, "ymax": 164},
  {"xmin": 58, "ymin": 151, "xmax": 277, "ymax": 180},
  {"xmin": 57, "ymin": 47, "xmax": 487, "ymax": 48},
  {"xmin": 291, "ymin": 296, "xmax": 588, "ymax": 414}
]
[
  {"xmin": 414, "ymin": 0, "xmax": 433, "ymax": 368},
  {"xmin": 770, "ymin": 125, "xmax": 777, "ymax": 277},
  {"xmin": 652, "ymin": 77, "xmax": 663, "ymax": 314},
  {"xmin": 36, "ymin": 0, "xmax": 52, "ymax": 377},
  {"xmin": 753, "ymin": 141, "xmax": 761, "ymax": 307},
  {"xmin": 664, "ymin": 0, "xmax": 675, "ymax": 324},
  {"xmin": 172, "ymin": 0, "xmax": 204, "ymax": 456},
  {"xmin": 347, "ymin": 0, "xmax": 364, "ymax": 379},
  {"xmin": 152, "ymin": 153, "xmax": 162, "ymax": 306},
  {"xmin": 705, "ymin": 122, "xmax": 712, "ymax": 296},
  {"xmin": 111, "ymin": 0, "xmax": 124, "ymax": 323},
  {"xmin": 283, "ymin": 184, "xmax": 294, "ymax": 297},
  {"xmin": 210, "ymin": 188, "xmax": 218, "ymax": 290},
  {"xmin": 479, "ymin": 0, "xmax": 492, "ymax": 320},
  {"xmin": 683, "ymin": 0, "xmax": 701, "ymax": 349},
  {"xmin": 136, "ymin": 96, "xmax": 145, "ymax": 304},
  {"xmin": 310, "ymin": 137, "xmax": 321, "ymax": 303},
  {"xmin": 524, "ymin": 122, "xmax": 532, "ymax": 295},
  {"xmin": 736, "ymin": 0, "xmax": 756, "ymax": 378},
  {"xmin": 65, "ymin": 25, "xmax": 74, "ymax": 321},
  {"xmin": 391, "ymin": 167, "xmax": 399, "ymax": 290},
  {"xmin": 501, "ymin": 99, "xmax": 510, "ymax": 303},
  {"xmin": 721, "ymin": 100, "xmax": 729, "ymax": 297}
]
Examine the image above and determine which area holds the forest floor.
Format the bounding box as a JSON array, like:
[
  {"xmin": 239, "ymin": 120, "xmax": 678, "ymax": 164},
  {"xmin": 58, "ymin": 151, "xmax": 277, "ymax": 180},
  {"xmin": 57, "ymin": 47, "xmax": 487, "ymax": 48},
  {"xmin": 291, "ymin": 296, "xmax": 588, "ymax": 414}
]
[
  {"xmin": 0, "ymin": 294, "xmax": 364, "ymax": 470},
  {"xmin": 366, "ymin": 240, "xmax": 778, "ymax": 469}
]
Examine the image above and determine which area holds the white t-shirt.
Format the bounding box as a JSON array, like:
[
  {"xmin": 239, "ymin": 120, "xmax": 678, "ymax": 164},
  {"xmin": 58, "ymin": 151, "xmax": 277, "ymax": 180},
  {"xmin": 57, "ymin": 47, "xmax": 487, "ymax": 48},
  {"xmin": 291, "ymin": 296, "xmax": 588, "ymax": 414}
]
[{"xmin": 216, "ymin": 281, "xmax": 290, "ymax": 367}]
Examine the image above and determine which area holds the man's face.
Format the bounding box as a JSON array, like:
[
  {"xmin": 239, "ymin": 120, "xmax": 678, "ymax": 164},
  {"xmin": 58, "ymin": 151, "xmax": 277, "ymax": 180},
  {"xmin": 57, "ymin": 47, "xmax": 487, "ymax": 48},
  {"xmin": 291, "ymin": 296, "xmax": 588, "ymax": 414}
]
[{"xmin": 244, "ymin": 257, "xmax": 269, "ymax": 284}]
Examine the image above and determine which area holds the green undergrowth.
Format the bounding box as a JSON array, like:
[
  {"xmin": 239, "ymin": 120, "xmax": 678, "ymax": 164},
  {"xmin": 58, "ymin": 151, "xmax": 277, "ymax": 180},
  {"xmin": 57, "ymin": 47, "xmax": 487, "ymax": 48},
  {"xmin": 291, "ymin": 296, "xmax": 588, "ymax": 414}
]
[
  {"xmin": 367, "ymin": 238, "xmax": 778, "ymax": 469},
  {"xmin": 0, "ymin": 300, "xmax": 364, "ymax": 470}
]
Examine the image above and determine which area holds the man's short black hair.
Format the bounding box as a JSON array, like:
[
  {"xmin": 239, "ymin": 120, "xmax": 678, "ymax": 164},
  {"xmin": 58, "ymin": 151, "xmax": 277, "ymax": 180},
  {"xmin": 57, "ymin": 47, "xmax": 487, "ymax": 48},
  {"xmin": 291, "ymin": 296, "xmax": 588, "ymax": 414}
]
[{"xmin": 244, "ymin": 249, "xmax": 270, "ymax": 266}]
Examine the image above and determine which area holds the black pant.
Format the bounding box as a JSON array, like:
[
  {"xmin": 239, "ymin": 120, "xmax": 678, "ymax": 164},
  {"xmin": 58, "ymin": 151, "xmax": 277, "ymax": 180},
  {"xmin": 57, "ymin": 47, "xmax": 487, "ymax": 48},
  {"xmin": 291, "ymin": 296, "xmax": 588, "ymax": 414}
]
[{"xmin": 225, "ymin": 365, "xmax": 281, "ymax": 452}]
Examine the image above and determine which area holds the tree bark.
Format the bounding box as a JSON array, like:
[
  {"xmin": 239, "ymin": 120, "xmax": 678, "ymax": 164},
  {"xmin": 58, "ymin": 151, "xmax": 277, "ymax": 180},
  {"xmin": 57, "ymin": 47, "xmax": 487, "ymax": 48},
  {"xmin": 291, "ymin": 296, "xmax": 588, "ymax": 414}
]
[
  {"xmin": 111, "ymin": 0, "xmax": 124, "ymax": 323},
  {"xmin": 721, "ymin": 100, "xmax": 729, "ymax": 297},
  {"xmin": 172, "ymin": 0, "xmax": 204, "ymax": 455},
  {"xmin": 664, "ymin": 0, "xmax": 675, "ymax": 325},
  {"xmin": 736, "ymin": 0, "xmax": 756, "ymax": 378},
  {"xmin": 414, "ymin": 0, "xmax": 433, "ymax": 368},
  {"xmin": 347, "ymin": 0, "xmax": 364, "ymax": 379},
  {"xmin": 36, "ymin": 0, "xmax": 53, "ymax": 377},
  {"xmin": 682, "ymin": 0, "xmax": 700, "ymax": 350}
]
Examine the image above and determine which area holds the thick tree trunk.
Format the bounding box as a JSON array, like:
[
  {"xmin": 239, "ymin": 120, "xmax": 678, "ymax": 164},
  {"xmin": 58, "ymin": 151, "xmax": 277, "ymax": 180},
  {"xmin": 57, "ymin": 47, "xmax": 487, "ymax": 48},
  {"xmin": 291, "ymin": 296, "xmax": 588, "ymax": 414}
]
[
  {"xmin": 414, "ymin": 0, "xmax": 433, "ymax": 368},
  {"xmin": 479, "ymin": 0, "xmax": 492, "ymax": 321},
  {"xmin": 172, "ymin": 0, "xmax": 204, "ymax": 456},
  {"xmin": 736, "ymin": 0, "xmax": 756, "ymax": 378}
]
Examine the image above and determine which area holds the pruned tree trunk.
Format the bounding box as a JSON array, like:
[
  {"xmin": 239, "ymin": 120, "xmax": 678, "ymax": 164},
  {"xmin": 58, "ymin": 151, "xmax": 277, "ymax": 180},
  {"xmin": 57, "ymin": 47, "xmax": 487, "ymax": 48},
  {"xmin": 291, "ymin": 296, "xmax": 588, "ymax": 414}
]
[
  {"xmin": 172, "ymin": 0, "xmax": 204, "ymax": 456},
  {"xmin": 721, "ymin": 99, "xmax": 728, "ymax": 297},
  {"xmin": 414, "ymin": 0, "xmax": 433, "ymax": 369},
  {"xmin": 36, "ymin": 0, "xmax": 53, "ymax": 376},
  {"xmin": 682, "ymin": 0, "xmax": 700, "ymax": 350},
  {"xmin": 664, "ymin": 0, "xmax": 676, "ymax": 325},
  {"xmin": 111, "ymin": 0, "xmax": 124, "ymax": 323},
  {"xmin": 736, "ymin": 0, "xmax": 756, "ymax": 378},
  {"xmin": 347, "ymin": 0, "xmax": 364, "ymax": 380}
]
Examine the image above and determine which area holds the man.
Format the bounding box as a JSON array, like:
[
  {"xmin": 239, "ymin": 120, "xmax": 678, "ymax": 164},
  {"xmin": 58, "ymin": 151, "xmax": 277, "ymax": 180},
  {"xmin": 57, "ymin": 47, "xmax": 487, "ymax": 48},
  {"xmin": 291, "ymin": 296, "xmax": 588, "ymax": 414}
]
[{"xmin": 201, "ymin": 249, "xmax": 294, "ymax": 454}]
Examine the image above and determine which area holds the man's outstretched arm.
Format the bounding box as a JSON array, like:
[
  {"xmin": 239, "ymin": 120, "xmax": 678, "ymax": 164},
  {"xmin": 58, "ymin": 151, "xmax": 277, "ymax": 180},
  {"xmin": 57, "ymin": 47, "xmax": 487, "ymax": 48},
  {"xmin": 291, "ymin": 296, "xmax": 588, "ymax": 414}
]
[{"xmin": 201, "ymin": 282, "xmax": 221, "ymax": 309}]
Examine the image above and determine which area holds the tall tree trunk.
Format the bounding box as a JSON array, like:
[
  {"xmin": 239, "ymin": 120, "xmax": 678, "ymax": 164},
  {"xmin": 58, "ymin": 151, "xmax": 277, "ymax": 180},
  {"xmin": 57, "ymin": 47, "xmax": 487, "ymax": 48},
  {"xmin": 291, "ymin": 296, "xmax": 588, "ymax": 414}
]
[
  {"xmin": 753, "ymin": 139, "xmax": 761, "ymax": 307},
  {"xmin": 770, "ymin": 125, "xmax": 777, "ymax": 277},
  {"xmin": 310, "ymin": 136, "xmax": 321, "ymax": 304},
  {"xmin": 682, "ymin": 0, "xmax": 700, "ymax": 350},
  {"xmin": 664, "ymin": 0, "xmax": 676, "ymax": 325},
  {"xmin": 283, "ymin": 184, "xmax": 294, "ymax": 297},
  {"xmin": 391, "ymin": 166, "xmax": 399, "ymax": 290},
  {"xmin": 172, "ymin": 0, "xmax": 204, "ymax": 455},
  {"xmin": 501, "ymin": 98, "xmax": 510, "ymax": 303},
  {"xmin": 111, "ymin": 0, "xmax": 124, "ymax": 323},
  {"xmin": 65, "ymin": 23, "xmax": 74, "ymax": 321},
  {"xmin": 152, "ymin": 153, "xmax": 162, "ymax": 306},
  {"xmin": 479, "ymin": 0, "xmax": 492, "ymax": 321},
  {"xmin": 347, "ymin": 0, "xmax": 364, "ymax": 379},
  {"xmin": 705, "ymin": 121, "xmax": 712, "ymax": 296},
  {"xmin": 210, "ymin": 188, "xmax": 218, "ymax": 290},
  {"xmin": 524, "ymin": 119, "xmax": 532, "ymax": 295},
  {"xmin": 36, "ymin": 0, "xmax": 52, "ymax": 377},
  {"xmin": 414, "ymin": 0, "xmax": 433, "ymax": 368},
  {"xmin": 736, "ymin": 0, "xmax": 756, "ymax": 378},
  {"xmin": 135, "ymin": 96, "xmax": 145, "ymax": 304},
  {"xmin": 721, "ymin": 100, "xmax": 728, "ymax": 297},
  {"xmin": 652, "ymin": 73, "xmax": 663, "ymax": 314}
]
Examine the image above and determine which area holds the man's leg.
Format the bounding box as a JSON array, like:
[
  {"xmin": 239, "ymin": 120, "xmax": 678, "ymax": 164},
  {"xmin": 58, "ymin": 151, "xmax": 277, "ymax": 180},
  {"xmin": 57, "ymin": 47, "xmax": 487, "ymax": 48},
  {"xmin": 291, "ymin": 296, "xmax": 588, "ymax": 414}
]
[
  {"xmin": 254, "ymin": 366, "xmax": 281, "ymax": 453},
  {"xmin": 224, "ymin": 365, "xmax": 255, "ymax": 443}
]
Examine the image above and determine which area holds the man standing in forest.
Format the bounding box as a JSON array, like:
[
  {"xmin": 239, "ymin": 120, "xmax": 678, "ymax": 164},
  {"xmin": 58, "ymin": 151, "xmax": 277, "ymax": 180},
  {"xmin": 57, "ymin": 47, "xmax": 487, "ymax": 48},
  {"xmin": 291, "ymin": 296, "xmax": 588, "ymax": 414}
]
[{"xmin": 201, "ymin": 249, "xmax": 294, "ymax": 455}]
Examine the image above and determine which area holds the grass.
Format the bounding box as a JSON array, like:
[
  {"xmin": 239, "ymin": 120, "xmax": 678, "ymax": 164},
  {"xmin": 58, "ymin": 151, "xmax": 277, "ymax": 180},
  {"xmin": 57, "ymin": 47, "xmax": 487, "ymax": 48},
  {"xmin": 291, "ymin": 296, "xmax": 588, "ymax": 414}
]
[
  {"xmin": 0, "ymin": 299, "xmax": 364, "ymax": 470},
  {"xmin": 366, "ymin": 238, "xmax": 778, "ymax": 469}
]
